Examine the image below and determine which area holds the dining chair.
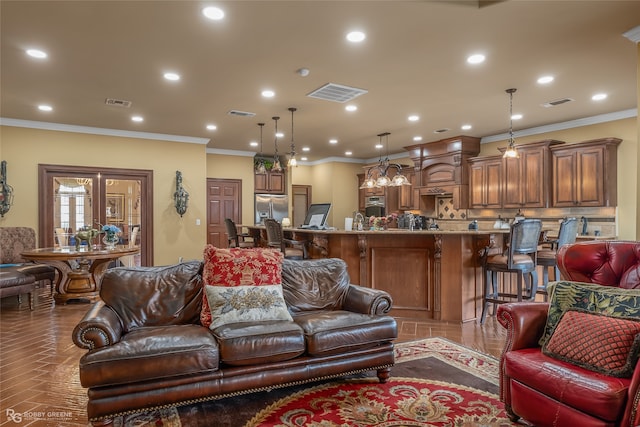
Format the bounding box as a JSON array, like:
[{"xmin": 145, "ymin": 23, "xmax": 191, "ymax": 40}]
[
  {"xmin": 263, "ymin": 218, "xmax": 307, "ymax": 260},
  {"xmin": 224, "ymin": 218, "xmax": 254, "ymax": 248},
  {"xmin": 536, "ymin": 217, "xmax": 578, "ymax": 299},
  {"xmin": 119, "ymin": 226, "xmax": 139, "ymax": 267},
  {"xmin": 480, "ymin": 218, "xmax": 542, "ymax": 324}
]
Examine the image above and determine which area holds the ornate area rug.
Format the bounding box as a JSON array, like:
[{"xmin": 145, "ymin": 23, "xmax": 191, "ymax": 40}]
[{"xmin": 106, "ymin": 337, "xmax": 514, "ymax": 426}]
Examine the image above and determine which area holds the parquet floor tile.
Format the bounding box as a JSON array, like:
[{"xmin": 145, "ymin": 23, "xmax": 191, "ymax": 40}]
[{"xmin": 1, "ymin": 285, "xmax": 507, "ymax": 425}]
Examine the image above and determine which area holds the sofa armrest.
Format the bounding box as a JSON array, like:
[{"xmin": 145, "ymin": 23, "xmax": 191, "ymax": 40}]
[
  {"xmin": 343, "ymin": 284, "xmax": 393, "ymax": 315},
  {"xmin": 497, "ymin": 302, "xmax": 549, "ymax": 352},
  {"xmin": 72, "ymin": 301, "xmax": 123, "ymax": 350}
]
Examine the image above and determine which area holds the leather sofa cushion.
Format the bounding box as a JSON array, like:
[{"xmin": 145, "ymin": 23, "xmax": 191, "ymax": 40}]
[
  {"xmin": 293, "ymin": 311, "xmax": 398, "ymax": 356},
  {"xmin": 100, "ymin": 261, "xmax": 203, "ymax": 332},
  {"xmin": 282, "ymin": 258, "xmax": 350, "ymax": 313},
  {"xmin": 79, "ymin": 324, "xmax": 219, "ymax": 388},
  {"xmin": 212, "ymin": 321, "xmax": 305, "ymax": 366},
  {"xmin": 504, "ymin": 348, "xmax": 630, "ymax": 422}
]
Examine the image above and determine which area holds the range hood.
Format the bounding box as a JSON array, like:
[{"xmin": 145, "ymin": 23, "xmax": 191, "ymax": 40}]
[{"xmin": 405, "ymin": 136, "xmax": 480, "ymax": 209}]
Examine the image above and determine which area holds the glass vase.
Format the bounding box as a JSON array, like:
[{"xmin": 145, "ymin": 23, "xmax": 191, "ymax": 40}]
[{"xmin": 102, "ymin": 234, "xmax": 119, "ymax": 250}]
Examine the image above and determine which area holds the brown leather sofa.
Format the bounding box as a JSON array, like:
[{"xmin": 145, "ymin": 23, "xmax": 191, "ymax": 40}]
[
  {"xmin": 497, "ymin": 240, "xmax": 640, "ymax": 427},
  {"xmin": 73, "ymin": 257, "xmax": 397, "ymax": 426}
]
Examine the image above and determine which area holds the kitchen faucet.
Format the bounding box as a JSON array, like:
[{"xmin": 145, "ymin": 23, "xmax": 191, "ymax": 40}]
[{"xmin": 580, "ymin": 216, "xmax": 588, "ymax": 235}]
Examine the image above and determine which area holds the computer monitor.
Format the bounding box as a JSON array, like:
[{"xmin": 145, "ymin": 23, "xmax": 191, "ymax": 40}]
[{"xmin": 300, "ymin": 203, "xmax": 332, "ymax": 229}]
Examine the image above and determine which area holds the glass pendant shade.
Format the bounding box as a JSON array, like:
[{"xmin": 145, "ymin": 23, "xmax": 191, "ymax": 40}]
[{"xmin": 358, "ymin": 132, "xmax": 412, "ymax": 189}]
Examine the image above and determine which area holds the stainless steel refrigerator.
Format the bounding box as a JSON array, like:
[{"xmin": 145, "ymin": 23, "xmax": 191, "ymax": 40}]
[{"xmin": 255, "ymin": 194, "xmax": 289, "ymax": 224}]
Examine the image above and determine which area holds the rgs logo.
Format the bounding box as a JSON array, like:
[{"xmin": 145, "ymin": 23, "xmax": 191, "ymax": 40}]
[{"xmin": 5, "ymin": 409, "xmax": 25, "ymax": 423}]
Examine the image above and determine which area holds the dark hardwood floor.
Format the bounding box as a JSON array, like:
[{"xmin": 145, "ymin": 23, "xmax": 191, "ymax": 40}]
[{"xmin": 0, "ymin": 286, "xmax": 507, "ymax": 426}]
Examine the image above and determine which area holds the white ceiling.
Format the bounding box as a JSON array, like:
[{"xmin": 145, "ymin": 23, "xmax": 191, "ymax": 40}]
[{"xmin": 1, "ymin": 1, "xmax": 639, "ymax": 162}]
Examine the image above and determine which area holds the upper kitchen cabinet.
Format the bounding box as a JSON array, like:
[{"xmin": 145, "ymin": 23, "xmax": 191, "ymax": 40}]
[
  {"xmin": 398, "ymin": 167, "xmax": 418, "ymax": 210},
  {"xmin": 469, "ymin": 155, "xmax": 502, "ymax": 209},
  {"xmin": 551, "ymin": 138, "xmax": 621, "ymax": 207},
  {"xmin": 500, "ymin": 140, "xmax": 564, "ymax": 208},
  {"xmin": 255, "ymin": 170, "xmax": 285, "ymax": 194},
  {"xmin": 405, "ymin": 136, "xmax": 481, "ymax": 210}
]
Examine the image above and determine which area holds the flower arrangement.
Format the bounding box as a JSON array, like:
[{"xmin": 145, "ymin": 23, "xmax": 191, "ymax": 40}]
[
  {"xmin": 101, "ymin": 224, "xmax": 121, "ymax": 238},
  {"xmin": 368, "ymin": 213, "xmax": 398, "ymax": 230}
]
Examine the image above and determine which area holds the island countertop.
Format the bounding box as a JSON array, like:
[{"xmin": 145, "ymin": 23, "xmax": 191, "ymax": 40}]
[{"xmin": 245, "ymin": 225, "xmax": 508, "ymax": 322}]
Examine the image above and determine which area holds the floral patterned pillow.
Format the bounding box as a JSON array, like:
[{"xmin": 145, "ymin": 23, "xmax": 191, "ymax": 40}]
[
  {"xmin": 200, "ymin": 245, "xmax": 284, "ymax": 328},
  {"xmin": 204, "ymin": 284, "xmax": 293, "ymax": 330},
  {"xmin": 540, "ymin": 281, "xmax": 640, "ymax": 346}
]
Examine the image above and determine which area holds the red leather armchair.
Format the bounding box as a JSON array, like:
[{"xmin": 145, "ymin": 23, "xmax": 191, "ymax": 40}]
[{"xmin": 497, "ymin": 241, "xmax": 640, "ymax": 427}]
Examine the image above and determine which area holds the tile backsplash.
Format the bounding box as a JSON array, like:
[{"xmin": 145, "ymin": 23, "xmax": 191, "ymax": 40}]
[{"xmin": 436, "ymin": 196, "xmax": 468, "ymax": 220}]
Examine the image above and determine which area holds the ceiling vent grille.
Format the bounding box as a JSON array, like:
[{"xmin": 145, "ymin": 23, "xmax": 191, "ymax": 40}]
[
  {"xmin": 433, "ymin": 128, "xmax": 450, "ymax": 134},
  {"xmin": 227, "ymin": 110, "xmax": 256, "ymax": 117},
  {"xmin": 307, "ymin": 83, "xmax": 368, "ymax": 103},
  {"xmin": 542, "ymin": 98, "xmax": 574, "ymax": 108},
  {"xmin": 105, "ymin": 98, "xmax": 132, "ymax": 108}
]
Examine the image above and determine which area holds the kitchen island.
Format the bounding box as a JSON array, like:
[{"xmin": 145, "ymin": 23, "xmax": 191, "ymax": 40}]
[{"xmin": 245, "ymin": 226, "xmax": 508, "ymax": 322}]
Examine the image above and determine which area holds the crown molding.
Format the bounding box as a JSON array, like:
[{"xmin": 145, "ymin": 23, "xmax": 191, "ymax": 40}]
[
  {"xmin": 0, "ymin": 118, "xmax": 210, "ymax": 145},
  {"xmin": 480, "ymin": 109, "xmax": 637, "ymax": 144}
]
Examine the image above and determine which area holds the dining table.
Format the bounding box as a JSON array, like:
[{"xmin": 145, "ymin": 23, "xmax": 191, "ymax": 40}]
[{"xmin": 21, "ymin": 245, "xmax": 139, "ymax": 304}]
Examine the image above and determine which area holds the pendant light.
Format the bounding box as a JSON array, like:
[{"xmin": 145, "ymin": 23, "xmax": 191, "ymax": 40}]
[
  {"xmin": 287, "ymin": 107, "xmax": 298, "ymax": 167},
  {"xmin": 502, "ymin": 88, "xmax": 519, "ymax": 159},
  {"xmin": 255, "ymin": 122, "xmax": 267, "ymax": 174},
  {"xmin": 271, "ymin": 116, "xmax": 283, "ymax": 172},
  {"xmin": 359, "ymin": 132, "xmax": 410, "ymax": 189}
]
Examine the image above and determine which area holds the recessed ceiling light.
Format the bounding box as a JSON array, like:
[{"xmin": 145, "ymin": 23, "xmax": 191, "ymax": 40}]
[
  {"xmin": 329, "ymin": 139, "xmax": 338, "ymax": 144},
  {"xmin": 261, "ymin": 90, "xmax": 275, "ymax": 98},
  {"xmin": 413, "ymin": 136, "xmax": 423, "ymax": 142},
  {"xmin": 408, "ymin": 115, "xmax": 420, "ymax": 122},
  {"xmin": 276, "ymin": 132, "xmax": 284, "ymax": 138},
  {"xmin": 26, "ymin": 49, "xmax": 47, "ymax": 59},
  {"xmin": 345, "ymin": 105, "xmax": 357, "ymax": 112},
  {"xmin": 164, "ymin": 72, "xmax": 180, "ymax": 81},
  {"xmin": 301, "ymin": 157, "xmax": 308, "ymax": 161},
  {"xmin": 511, "ymin": 114, "xmax": 523, "ymax": 120},
  {"xmin": 38, "ymin": 104, "xmax": 52, "ymax": 112},
  {"xmin": 345, "ymin": 151, "xmax": 353, "ymax": 156},
  {"xmin": 302, "ymin": 147, "xmax": 310, "ymax": 152},
  {"xmin": 461, "ymin": 124, "xmax": 472, "ymax": 130},
  {"xmin": 537, "ymin": 75, "xmax": 554, "ymax": 84},
  {"xmin": 467, "ymin": 54, "xmax": 485, "ymax": 64},
  {"xmin": 202, "ymin": 6, "xmax": 224, "ymax": 20},
  {"xmin": 592, "ymin": 93, "xmax": 608, "ymax": 101},
  {"xmin": 206, "ymin": 124, "xmax": 217, "ymax": 130},
  {"xmin": 250, "ymin": 141, "xmax": 258, "ymax": 147},
  {"xmin": 375, "ymin": 143, "xmax": 384, "ymax": 149},
  {"xmin": 346, "ymin": 31, "xmax": 366, "ymax": 43},
  {"xmin": 131, "ymin": 116, "xmax": 144, "ymax": 122}
]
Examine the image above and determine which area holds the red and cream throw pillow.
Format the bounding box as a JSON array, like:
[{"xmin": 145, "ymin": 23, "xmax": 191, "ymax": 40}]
[
  {"xmin": 542, "ymin": 309, "xmax": 640, "ymax": 378},
  {"xmin": 200, "ymin": 245, "xmax": 284, "ymax": 328}
]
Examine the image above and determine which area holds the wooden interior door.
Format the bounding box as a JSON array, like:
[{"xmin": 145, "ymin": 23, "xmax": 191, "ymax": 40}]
[{"xmin": 207, "ymin": 178, "xmax": 242, "ymax": 247}]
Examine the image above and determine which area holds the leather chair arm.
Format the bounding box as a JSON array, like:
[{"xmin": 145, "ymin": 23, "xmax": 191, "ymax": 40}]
[
  {"xmin": 72, "ymin": 301, "xmax": 123, "ymax": 350},
  {"xmin": 497, "ymin": 302, "xmax": 549, "ymax": 352},
  {"xmin": 343, "ymin": 284, "xmax": 393, "ymax": 315}
]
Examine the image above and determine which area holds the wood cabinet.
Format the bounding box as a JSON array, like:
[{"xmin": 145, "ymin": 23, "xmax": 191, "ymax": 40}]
[
  {"xmin": 254, "ymin": 171, "xmax": 285, "ymax": 194},
  {"xmin": 501, "ymin": 140, "xmax": 564, "ymax": 208},
  {"xmin": 469, "ymin": 155, "xmax": 502, "ymax": 208},
  {"xmin": 398, "ymin": 168, "xmax": 417, "ymax": 210},
  {"xmin": 551, "ymin": 138, "xmax": 621, "ymax": 207}
]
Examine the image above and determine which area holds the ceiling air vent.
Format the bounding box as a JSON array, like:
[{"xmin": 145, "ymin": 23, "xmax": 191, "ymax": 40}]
[
  {"xmin": 307, "ymin": 83, "xmax": 368, "ymax": 103},
  {"xmin": 227, "ymin": 110, "xmax": 256, "ymax": 117},
  {"xmin": 542, "ymin": 98, "xmax": 574, "ymax": 108},
  {"xmin": 105, "ymin": 98, "xmax": 132, "ymax": 108},
  {"xmin": 433, "ymin": 128, "xmax": 450, "ymax": 134}
]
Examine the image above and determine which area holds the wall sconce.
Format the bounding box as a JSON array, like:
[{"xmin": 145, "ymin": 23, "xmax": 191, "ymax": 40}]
[
  {"xmin": 174, "ymin": 170, "xmax": 189, "ymax": 217},
  {"xmin": 0, "ymin": 160, "xmax": 14, "ymax": 217}
]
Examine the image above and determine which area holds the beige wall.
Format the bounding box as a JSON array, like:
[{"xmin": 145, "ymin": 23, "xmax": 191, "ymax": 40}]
[{"xmin": 0, "ymin": 126, "xmax": 207, "ymax": 265}]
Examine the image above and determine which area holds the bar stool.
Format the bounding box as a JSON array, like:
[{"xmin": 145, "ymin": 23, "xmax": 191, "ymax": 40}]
[
  {"xmin": 264, "ymin": 218, "xmax": 308, "ymax": 259},
  {"xmin": 224, "ymin": 218, "xmax": 254, "ymax": 248},
  {"xmin": 480, "ymin": 218, "xmax": 542, "ymax": 324},
  {"xmin": 536, "ymin": 217, "xmax": 578, "ymax": 299}
]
